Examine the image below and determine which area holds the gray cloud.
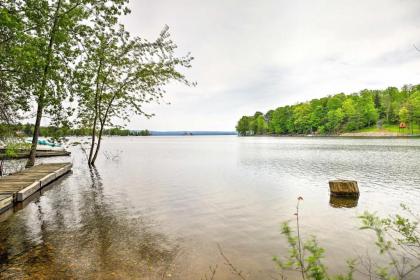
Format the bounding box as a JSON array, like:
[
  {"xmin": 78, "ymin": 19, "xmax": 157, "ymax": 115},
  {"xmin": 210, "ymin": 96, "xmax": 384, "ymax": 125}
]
[{"xmin": 121, "ymin": 0, "xmax": 420, "ymax": 131}]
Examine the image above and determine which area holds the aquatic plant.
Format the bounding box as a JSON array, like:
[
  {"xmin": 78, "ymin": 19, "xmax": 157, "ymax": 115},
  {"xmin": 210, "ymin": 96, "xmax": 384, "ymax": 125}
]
[
  {"xmin": 274, "ymin": 198, "xmax": 420, "ymax": 280},
  {"xmin": 358, "ymin": 204, "xmax": 420, "ymax": 279}
]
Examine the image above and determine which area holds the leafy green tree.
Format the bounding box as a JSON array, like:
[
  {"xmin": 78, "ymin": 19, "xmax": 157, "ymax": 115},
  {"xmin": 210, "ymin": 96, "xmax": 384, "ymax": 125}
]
[
  {"xmin": 271, "ymin": 107, "xmax": 293, "ymax": 134},
  {"xmin": 255, "ymin": 115, "xmax": 268, "ymax": 134},
  {"xmin": 138, "ymin": 129, "xmax": 151, "ymax": 136},
  {"xmin": 360, "ymin": 93, "xmax": 379, "ymax": 127},
  {"xmin": 0, "ymin": 1, "xmax": 31, "ymax": 125},
  {"xmin": 326, "ymin": 93, "xmax": 346, "ymax": 111},
  {"xmin": 293, "ymin": 103, "xmax": 312, "ymax": 134},
  {"xmin": 410, "ymin": 90, "xmax": 420, "ymax": 129},
  {"xmin": 342, "ymin": 98, "xmax": 361, "ymax": 131},
  {"xmin": 246, "ymin": 112, "xmax": 263, "ymax": 135},
  {"xmin": 325, "ymin": 109, "xmax": 344, "ymax": 134},
  {"xmin": 1, "ymin": 0, "xmax": 114, "ymax": 167},
  {"xmin": 309, "ymin": 101, "xmax": 326, "ymax": 134},
  {"xmin": 381, "ymin": 87, "xmax": 399, "ymax": 123},
  {"xmin": 399, "ymin": 107, "xmax": 409, "ymax": 124},
  {"xmin": 236, "ymin": 116, "xmax": 252, "ymax": 136},
  {"xmin": 265, "ymin": 110, "xmax": 275, "ymax": 133},
  {"xmin": 75, "ymin": 12, "xmax": 193, "ymax": 165},
  {"xmin": 26, "ymin": 0, "xmax": 85, "ymax": 167},
  {"xmin": 236, "ymin": 85, "xmax": 419, "ymax": 136}
]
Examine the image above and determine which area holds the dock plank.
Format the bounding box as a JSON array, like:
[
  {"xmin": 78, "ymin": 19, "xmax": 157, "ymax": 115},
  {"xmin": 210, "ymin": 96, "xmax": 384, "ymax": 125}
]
[
  {"xmin": 0, "ymin": 195, "xmax": 13, "ymax": 213},
  {"xmin": 0, "ymin": 163, "xmax": 72, "ymax": 211},
  {"xmin": 0, "ymin": 150, "xmax": 71, "ymax": 160}
]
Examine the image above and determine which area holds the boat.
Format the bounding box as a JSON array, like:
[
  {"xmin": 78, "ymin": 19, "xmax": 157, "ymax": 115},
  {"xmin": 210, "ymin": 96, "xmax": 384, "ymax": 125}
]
[{"xmin": 25, "ymin": 138, "xmax": 62, "ymax": 148}]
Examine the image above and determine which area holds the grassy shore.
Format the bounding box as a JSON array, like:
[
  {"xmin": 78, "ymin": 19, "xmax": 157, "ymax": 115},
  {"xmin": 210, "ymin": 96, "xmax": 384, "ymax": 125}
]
[{"xmin": 341, "ymin": 124, "xmax": 420, "ymax": 136}]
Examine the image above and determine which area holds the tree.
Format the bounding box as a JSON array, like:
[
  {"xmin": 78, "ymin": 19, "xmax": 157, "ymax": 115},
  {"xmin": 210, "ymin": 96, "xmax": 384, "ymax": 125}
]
[
  {"xmin": 399, "ymin": 107, "xmax": 409, "ymax": 124},
  {"xmin": 325, "ymin": 109, "xmax": 344, "ymax": 134},
  {"xmin": 75, "ymin": 14, "xmax": 193, "ymax": 165},
  {"xmin": 0, "ymin": 1, "xmax": 31, "ymax": 126},
  {"xmin": 255, "ymin": 115, "xmax": 267, "ymax": 134},
  {"xmin": 326, "ymin": 93, "xmax": 345, "ymax": 111},
  {"xmin": 1, "ymin": 0, "xmax": 137, "ymax": 166},
  {"xmin": 1, "ymin": 0, "xmax": 101, "ymax": 167},
  {"xmin": 409, "ymin": 90, "xmax": 420, "ymax": 130},
  {"xmin": 27, "ymin": 0, "xmax": 79, "ymax": 167},
  {"xmin": 360, "ymin": 92, "xmax": 379, "ymax": 127},
  {"xmin": 381, "ymin": 87, "xmax": 399, "ymax": 123},
  {"xmin": 402, "ymin": 92, "xmax": 420, "ymax": 135},
  {"xmin": 292, "ymin": 103, "xmax": 312, "ymax": 134},
  {"xmin": 236, "ymin": 116, "xmax": 251, "ymax": 136},
  {"xmin": 309, "ymin": 102, "xmax": 326, "ymax": 134},
  {"xmin": 342, "ymin": 98, "xmax": 361, "ymax": 131},
  {"xmin": 269, "ymin": 108, "xmax": 285, "ymax": 134},
  {"xmin": 235, "ymin": 85, "xmax": 418, "ymax": 136},
  {"xmin": 265, "ymin": 110, "xmax": 275, "ymax": 134}
]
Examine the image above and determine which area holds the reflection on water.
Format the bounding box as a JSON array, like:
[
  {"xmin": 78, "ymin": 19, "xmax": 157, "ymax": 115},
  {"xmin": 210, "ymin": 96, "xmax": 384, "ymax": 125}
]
[
  {"xmin": 0, "ymin": 160, "xmax": 179, "ymax": 279},
  {"xmin": 0, "ymin": 136, "xmax": 420, "ymax": 279},
  {"xmin": 329, "ymin": 195, "xmax": 359, "ymax": 208}
]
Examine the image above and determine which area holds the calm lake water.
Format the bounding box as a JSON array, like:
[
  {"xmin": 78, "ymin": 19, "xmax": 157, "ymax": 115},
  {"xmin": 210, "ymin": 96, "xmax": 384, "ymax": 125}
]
[{"xmin": 1, "ymin": 136, "xmax": 420, "ymax": 279}]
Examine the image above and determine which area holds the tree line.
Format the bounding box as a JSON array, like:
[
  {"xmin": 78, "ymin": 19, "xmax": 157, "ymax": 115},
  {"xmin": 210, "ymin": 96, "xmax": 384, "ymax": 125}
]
[
  {"xmin": 0, "ymin": 123, "xmax": 151, "ymax": 139},
  {"xmin": 236, "ymin": 85, "xmax": 420, "ymax": 136},
  {"xmin": 0, "ymin": 0, "xmax": 193, "ymax": 166}
]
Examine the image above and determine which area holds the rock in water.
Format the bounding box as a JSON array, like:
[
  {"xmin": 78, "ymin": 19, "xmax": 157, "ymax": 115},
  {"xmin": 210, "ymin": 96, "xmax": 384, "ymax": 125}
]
[{"xmin": 329, "ymin": 180, "xmax": 359, "ymax": 197}]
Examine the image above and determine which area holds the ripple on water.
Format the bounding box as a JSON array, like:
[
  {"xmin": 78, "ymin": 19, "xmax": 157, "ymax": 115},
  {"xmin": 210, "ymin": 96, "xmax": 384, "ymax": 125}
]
[{"xmin": 0, "ymin": 136, "xmax": 419, "ymax": 279}]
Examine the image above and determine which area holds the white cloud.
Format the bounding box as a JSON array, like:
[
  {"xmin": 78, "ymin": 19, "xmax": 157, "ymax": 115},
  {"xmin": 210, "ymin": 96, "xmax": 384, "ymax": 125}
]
[{"xmin": 121, "ymin": 0, "xmax": 420, "ymax": 130}]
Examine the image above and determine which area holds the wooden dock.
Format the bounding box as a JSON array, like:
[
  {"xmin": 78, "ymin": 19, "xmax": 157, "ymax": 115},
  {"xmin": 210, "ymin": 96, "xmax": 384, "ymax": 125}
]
[
  {"xmin": 0, "ymin": 163, "xmax": 72, "ymax": 213},
  {"xmin": 0, "ymin": 149, "xmax": 71, "ymax": 159}
]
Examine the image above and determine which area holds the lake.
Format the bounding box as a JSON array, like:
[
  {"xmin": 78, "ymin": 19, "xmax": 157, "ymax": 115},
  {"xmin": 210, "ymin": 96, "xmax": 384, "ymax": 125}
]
[{"xmin": 1, "ymin": 136, "xmax": 420, "ymax": 279}]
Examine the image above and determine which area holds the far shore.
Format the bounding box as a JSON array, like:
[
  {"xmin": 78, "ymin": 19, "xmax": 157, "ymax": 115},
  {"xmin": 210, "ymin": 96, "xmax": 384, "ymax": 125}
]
[
  {"xmin": 339, "ymin": 131, "xmax": 418, "ymax": 137},
  {"xmin": 240, "ymin": 132, "xmax": 420, "ymax": 138}
]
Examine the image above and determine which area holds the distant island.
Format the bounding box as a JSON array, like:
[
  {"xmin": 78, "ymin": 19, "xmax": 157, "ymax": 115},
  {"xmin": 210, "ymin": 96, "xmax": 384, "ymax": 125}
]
[{"xmin": 236, "ymin": 85, "xmax": 420, "ymax": 137}]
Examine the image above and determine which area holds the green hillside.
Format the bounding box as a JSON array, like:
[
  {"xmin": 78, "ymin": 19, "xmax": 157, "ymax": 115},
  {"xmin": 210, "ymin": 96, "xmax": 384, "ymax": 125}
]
[{"xmin": 236, "ymin": 85, "xmax": 420, "ymax": 136}]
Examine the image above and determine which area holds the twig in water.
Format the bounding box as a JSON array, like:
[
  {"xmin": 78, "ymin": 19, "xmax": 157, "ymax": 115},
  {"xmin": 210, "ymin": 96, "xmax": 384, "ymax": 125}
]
[
  {"xmin": 103, "ymin": 150, "xmax": 122, "ymax": 161},
  {"xmin": 217, "ymin": 243, "xmax": 247, "ymax": 280},
  {"xmin": 295, "ymin": 196, "xmax": 306, "ymax": 279},
  {"xmin": 78, "ymin": 142, "xmax": 89, "ymax": 161},
  {"xmin": 201, "ymin": 265, "xmax": 218, "ymax": 280},
  {"xmin": 356, "ymin": 252, "xmax": 374, "ymax": 280}
]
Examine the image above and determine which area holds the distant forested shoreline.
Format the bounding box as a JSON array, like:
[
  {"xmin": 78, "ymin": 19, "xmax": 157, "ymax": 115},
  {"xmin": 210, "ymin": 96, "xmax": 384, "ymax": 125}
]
[
  {"xmin": 0, "ymin": 124, "xmax": 151, "ymax": 139},
  {"xmin": 236, "ymin": 85, "xmax": 420, "ymax": 136}
]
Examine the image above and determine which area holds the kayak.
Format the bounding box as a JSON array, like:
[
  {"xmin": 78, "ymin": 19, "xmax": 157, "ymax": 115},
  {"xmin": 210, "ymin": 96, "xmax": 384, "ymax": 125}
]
[{"xmin": 25, "ymin": 138, "xmax": 62, "ymax": 147}]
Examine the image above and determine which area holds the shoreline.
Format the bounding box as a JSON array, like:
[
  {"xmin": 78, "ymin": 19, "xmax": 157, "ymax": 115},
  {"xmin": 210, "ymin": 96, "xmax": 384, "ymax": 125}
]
[{"xmin": 239, "ymin": 133, "xmax": 420, "ymax": 138}]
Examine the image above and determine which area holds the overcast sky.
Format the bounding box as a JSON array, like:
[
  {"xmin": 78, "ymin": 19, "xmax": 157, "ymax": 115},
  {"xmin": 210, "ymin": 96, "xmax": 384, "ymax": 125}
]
[{"xmin": 121, "ymin": 0, "xmax": 420, "ymax": 131}]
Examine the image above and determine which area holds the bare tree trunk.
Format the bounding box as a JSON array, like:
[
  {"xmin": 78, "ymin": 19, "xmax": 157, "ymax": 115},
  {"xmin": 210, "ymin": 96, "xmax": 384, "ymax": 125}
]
[
  {"xmin": 90, "ymin": 93, "xmax": 116, "ymax": 165},
  {"xmin": 26, "ymin": 101, "xmax": 43, "ymax": 167},
  {"xmin": 88, "ymin": 117, "xmax": 97, "ymax": 166},
  {"xmin": 91, "ymin": 122, "xmax": 104, "ymax": 165},
  {"xmin": 88, "ymin": 58, "xmax": 104, "ymax": 166},
  {"xmin": 26, "ymin": 0, "xmax": 62, "ymax": 167}
]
